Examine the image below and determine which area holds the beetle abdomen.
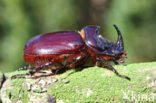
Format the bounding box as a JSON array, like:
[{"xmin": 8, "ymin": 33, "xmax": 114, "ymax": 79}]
[
  {"xmin": 24, "ymin": 54, "xmax": 67, "ymax": 67},
  {"xmin": 24, "ymin": 31, "xmax": 84, "ymax": 55},
  {"xmin": 24, "ymin": 50, "xmax": 87, "ymax": 69}
]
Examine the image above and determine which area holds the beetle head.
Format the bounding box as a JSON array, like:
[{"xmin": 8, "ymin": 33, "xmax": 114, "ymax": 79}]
[
  {"xmin": 81, "ymin": 25, "xmax": 126, "ymax": 64},
  {"xmin": 98, "ymin": 24, "xmax": 126, "ymax": 63}
]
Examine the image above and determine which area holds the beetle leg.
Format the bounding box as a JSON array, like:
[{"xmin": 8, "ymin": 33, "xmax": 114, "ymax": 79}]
[
  {"xmin": 96, "ymin": 58, "xmax": 130, "ymax": 81},
  {"xmin": 67, "ymin": 53, "xmax": 87, "ymax": 69},
  {"xmin": 16, "ymin": 65, "xmax": 33, "ymax": 71},
  {"xmin": 11, "ymin": 62, "xmax": 54, "ymax": 79},
  {"xmin": 26, "ymin": 62, "xmax": 55, "ymax": 75}
]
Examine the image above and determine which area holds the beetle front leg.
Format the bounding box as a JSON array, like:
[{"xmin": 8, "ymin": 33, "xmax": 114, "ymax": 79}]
[
  {"xmin": 96, "ymin": 58, "xmax": 130, "ymax": 81},
  {"xmin": 11, "ymin": 62, "xmax": 54, "ymax": 79}
]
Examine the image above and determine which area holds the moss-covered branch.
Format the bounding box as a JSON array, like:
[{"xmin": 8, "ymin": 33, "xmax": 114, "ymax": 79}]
[{"xmin": 0, "ymin": 62, "xmax": 156, "ymax": 103}]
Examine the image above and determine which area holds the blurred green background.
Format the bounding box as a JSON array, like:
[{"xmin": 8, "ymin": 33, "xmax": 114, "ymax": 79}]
[{"xmin": 0, "ymin": 0, "xmax": 156, "ymax": 72}]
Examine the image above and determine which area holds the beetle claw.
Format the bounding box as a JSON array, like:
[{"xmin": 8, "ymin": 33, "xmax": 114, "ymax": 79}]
[{"xmin": 117, "ymin": 73, "xmax": 131, "ymax": 81}]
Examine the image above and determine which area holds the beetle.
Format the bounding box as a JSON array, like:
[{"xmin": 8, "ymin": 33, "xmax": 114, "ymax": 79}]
[{"xmin": 13, "ymin": 24, "xmax": 130, "ymax": 80}]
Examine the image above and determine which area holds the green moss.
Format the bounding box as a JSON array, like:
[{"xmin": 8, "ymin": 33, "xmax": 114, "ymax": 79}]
[{"xmin": 47, "ymin": 62, "xmax": 156, "ymax": 102}]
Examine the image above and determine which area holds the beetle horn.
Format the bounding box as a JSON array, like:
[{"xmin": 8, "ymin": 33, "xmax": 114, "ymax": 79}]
[{"xmin": 113, "ymin": 24, "xmax": 124, "ymax": 51}]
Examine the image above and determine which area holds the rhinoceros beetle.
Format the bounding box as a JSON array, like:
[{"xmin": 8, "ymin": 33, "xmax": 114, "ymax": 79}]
[{"xmin": 13, "ymin": 24, "xmax": 130, "ymax": 80}]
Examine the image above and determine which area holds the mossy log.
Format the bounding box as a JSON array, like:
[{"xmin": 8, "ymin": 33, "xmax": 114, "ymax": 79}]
[{"xmin": 0, "ymin": 62, "xmax": 156, "ymax": 103}]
